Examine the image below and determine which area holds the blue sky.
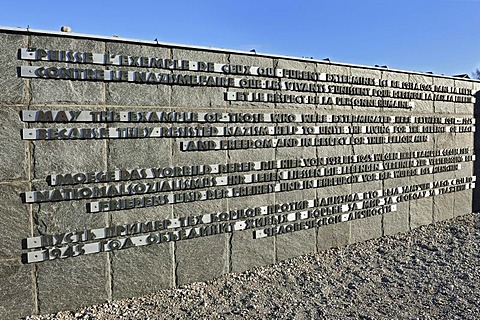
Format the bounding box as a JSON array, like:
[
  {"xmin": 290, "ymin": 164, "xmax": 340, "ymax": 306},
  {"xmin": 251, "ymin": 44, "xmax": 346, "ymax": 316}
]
[{"xmin": 1, "ymin": 0, "xmax": 479, "ymax": 76}]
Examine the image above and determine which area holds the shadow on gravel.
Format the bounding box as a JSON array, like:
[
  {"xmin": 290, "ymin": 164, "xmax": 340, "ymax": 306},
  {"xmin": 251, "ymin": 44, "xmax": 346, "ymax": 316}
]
[{"xmin": 473, "ymin": 90, "xmax": 480, "ymax": 212}]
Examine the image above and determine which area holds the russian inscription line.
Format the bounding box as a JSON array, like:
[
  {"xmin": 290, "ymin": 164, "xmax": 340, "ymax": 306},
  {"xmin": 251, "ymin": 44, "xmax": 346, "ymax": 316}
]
[
  {"xmin": 22, "ymin": 176, "xmax": 476, "ymax": 263},
  {"xmin": 25, "ymin": 176, "xmax": 476, "ymax": 250}
]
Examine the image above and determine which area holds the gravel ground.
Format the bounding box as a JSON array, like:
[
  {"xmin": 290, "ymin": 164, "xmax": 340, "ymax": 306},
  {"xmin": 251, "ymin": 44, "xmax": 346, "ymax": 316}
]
[{"xmin": 25, "ymin": 213, "xmax": 480, "ymax": 320}]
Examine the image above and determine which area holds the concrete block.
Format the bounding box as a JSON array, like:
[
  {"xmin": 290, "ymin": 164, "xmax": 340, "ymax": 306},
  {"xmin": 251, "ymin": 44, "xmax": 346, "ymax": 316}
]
[
  {"xmin": 454, "ymin": 79, "xmax": 474, "ymax": 115},
  {"xmin": 172, "ymin": 83, "xmax": 226, "ymax": 109},
  {"xmin": 106, "ymin": 82, "xmax": 170, "ymax": 107},
  {"xmin": 172, "ymin": 138, "xmax": 226, "ymax": 167},
  {"xmin": 453, "ymin": 188, "xmax": 473, "ymax": 218},
  {"xmin": 229, "ymin": 193, "xmax": 275, "ymax": 273},
  {"xmin": 410, "ymin": 197, "xmax": 433, "ymax": 229},
  {"xmin": 433, "ymin": 77, "xmax": 455, "ymax": 114},
  {"xmin": 0, "ymin": 33, "xmax": 27, "ymax": 104},
  {"xmin": 107, "ymin": 124, "xmax": 171, "ymax": 170},
  {"xmin": 231, "ymin": 229, "xmax": 274, "ymax": 273},
  {"xmin": 274, "ymin": 190, "xmax": 316, "ymax": 261},
  {"xmin": 276, "ymin": 228, "xmax": 316, "ymax": 261},
  {"xmin": 274, "ymin": 58, "xmax": 317, "ymax": 112},
  {"xmin": 227, "ymin": 53, "xmax": 276, "ymax": 110},
  {"xmin": 110, "ymin": 202, "xmax": 173, "ymax": 231},
  {"xmin": 383, "ymin": 202, "xmax": 409, "ymax": 236},
  {"xmin": 176, "ymin": 234, "xmax": 228, "ymax": 286},
  {"xmin": 349, "ymin": 214, "xmax": 382, "ymax": 244},
  {"xmin": 32, "ymin": 137, "xmax": 106, "ymax": 180},
  {"xmin": 317, "ymin": 220, "xmax": 350, "ymax": 251},
  {"xmin": 314, "ymin": 65, "xmax": 352, "ymax": 112},
  {"xmin": 0, "ymin": 260, "xmax": 35, "ymax": 319},
  {"xmin": 36, "ymin": 254, "xmax": 109, "ymax": 314},
  {"xmin": 0, "ymin": 106, "xmax": 27, "ymax": 181},
  {"xmin": 31, "ymin": 187, "xmax": 106, "ymax": 236},
  {"xmin": 433, "ymin": 192, "xmax": 455, "ymax": 222},
  {"xmin": 0, "ymin": 183, "xmax": 30, "ymax": 259},
  {"xmin": 105, "ymin": 43, "xmax": 170, "ymax": 106},
  {"xmin": 111, "ymin": 243, "xmax": 174, "ymax": 300},
  {"xmin": 408, "ymin": 74, "xmax": 434, "ymax": 113},
  {"xmin": 28, "ymin": 36, "xmax": 104, "ymax": 105},
  {"xmin": 170, "ymin": 49, "xmax": 228, "ymax": 109}
]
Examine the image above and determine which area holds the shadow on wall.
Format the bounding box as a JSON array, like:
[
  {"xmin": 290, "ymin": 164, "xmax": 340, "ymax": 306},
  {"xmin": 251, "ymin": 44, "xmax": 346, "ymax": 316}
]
[{"xmin": 473, "ymin": 90, "xmax": 480, "ymax": 212}]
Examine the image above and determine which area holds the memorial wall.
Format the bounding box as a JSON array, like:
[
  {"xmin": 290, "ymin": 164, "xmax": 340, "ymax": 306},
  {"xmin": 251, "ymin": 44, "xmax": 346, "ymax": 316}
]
[{"xmin": 0, "ymin": 27, "xmax": 479, "ymax": 317}]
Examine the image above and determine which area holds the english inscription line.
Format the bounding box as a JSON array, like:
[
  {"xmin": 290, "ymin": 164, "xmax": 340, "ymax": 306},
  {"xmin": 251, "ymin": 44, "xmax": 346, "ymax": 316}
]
[
  {"xmin": 180, "ymin": 135, "xmax": 431, "ymax": 151},
  {"xmin": 20, "ymin": 110, "xmax": 476, "ymax": 125},
  {"xmin": 20, "ymin": 125, "xmax": 475, "ymax": 141}
]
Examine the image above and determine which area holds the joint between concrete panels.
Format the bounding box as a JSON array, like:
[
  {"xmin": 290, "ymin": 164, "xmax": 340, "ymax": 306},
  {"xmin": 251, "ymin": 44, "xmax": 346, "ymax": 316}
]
[
  {"xmin": 102, "ymin": 40, "xmax": 112, "ymax": 301},
  {"xmin": 173, "ymin": 242, "xmax": 178, "ymax": 287},
  {"xmin": 381, "ymin": 122, "xmax": 385, "ymax": 237},
  {"xmin": 101, "ymin": 41, "xmax": 107, "ymax": 107},
  {"xmin": 28, "ymin": 139, "xmax": 38, "ymax": 314},
  {"xmin": 408, "ymin": 193, "xmax": 412, "ymax": 232},
  {"xmin": 106, "ymin": 252, "xmax": 113, "ymax": 300},
  {"xmin": 33, "ymin": 263, "xmax": 41, "ymax": 314},
  {"xmin": 167, "ymin": 68, "xmax": 176, "ymax": 286},
  {"xmin": 273, "ymin": 137, "xmax": 277, "ymax": 264},
  {"xmin": 432, "ymin": 131, "xmax": 437, "ymax": 222},
  {"xmin": 273, "ymin": 115, "xmax": 281, "ymax": 263},
  {"xmin": 314, "ymin": 136, "xmax": 320, "ymax": 253},
  {"xmin": 168, "ymin": 48, "xmax": 173, "ymax": 107},
  {"xmin": 227, "ymin": 233, "xmax": 233, "ymax": 273}
]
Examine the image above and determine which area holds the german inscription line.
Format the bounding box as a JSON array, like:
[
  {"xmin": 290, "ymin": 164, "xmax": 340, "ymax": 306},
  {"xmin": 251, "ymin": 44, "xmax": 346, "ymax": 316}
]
[
  {"xmin": 23, "ymin": 148, "xmax": 472, "ymax": 206},
  {"xmin": 24, "ymin": 160, "xmax": 469, "ymax": 214},
  {"xmin": 46, "ymin": 149, "xmax": 474, "ymax": 187}
]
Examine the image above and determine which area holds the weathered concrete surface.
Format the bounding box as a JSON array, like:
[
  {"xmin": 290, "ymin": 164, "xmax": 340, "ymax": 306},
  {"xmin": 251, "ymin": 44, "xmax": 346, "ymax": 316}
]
[{"xmin": 0, "ymin": 28, "xmax": 476, "ymax": 318}]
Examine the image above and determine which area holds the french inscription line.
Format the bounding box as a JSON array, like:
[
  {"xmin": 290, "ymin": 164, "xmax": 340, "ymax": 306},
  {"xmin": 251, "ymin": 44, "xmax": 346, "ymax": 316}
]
[
  {"xmin": 18, "ymin": 48, "xmax": 474, "ymax": 97},
  {"xmin": 19, "ymin": 65, "xmax": 474, "ymax": 106}
]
